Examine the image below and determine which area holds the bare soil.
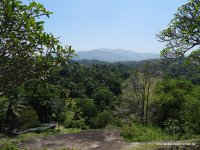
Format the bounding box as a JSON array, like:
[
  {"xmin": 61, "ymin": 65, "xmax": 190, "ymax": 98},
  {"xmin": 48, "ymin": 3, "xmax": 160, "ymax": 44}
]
[
  {"xmin": 18, "ymin": 130, "xmax": 198, "ymax": 150},
  {"xmin": 18, "ymin": 130, "xmax": 132, "ymax": 150}
]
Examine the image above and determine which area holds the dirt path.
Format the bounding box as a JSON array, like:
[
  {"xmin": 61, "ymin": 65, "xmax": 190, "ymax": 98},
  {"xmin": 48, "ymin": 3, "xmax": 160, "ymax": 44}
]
[{"xmin": 18, "ymin": 130, "xmax": 132, "ymax": 150}]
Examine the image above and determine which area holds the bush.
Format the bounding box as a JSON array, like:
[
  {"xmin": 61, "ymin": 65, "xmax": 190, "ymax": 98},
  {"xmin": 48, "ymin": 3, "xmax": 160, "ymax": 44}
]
[
  {"xmin": 183, "ymin": 96, "xmax": 200, "ymax": 135},
  {"xmin": 70, "ymin": 118, "xmax": 87, "ymax": 129},
  {"xmin": 122, "ymin": 125, "xmax": 136, "ymax": 140},
  {"xmin": 64, "ymin": 111, "xmax": 88, "ymax": 129},
  {"xmin": 18, "ymin": 106, "xmax": 40, "ymax": 129},
  {"xmin": 91, "ymin": 111, "xmax": 114, "ymax": 129},
  {"xmin": 64, "ymin": 111, "xmax": 75, "ymax": 128},
  {"xmin": 76, "ymin": 99, "xmax": 98, "ymax": 126}
]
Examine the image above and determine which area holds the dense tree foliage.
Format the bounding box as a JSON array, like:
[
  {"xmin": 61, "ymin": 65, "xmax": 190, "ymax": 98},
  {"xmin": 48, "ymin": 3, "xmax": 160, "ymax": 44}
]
[
  {"xmin": 0, "ymin": 0, "xmax": 74, "ymax": 95},
  {"xmin": 152, "ymin": 79, "xmax": 200, "ymax": 135},
  {"xmin": 0, "ymin": 57, "xmax": 199, "ymax": 138},
  {"xmin": 157, "ymin": 0, "xmax": 200, "ymax": 63},
  {"xmin": 0, "ymin": 61, "xmax": 127, "ymax": 130}
]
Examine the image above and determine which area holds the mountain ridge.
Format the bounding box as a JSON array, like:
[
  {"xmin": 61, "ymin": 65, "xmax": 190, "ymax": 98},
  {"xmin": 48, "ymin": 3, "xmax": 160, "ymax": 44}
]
[{"xmin": 73, "ymin": 48, "xmax": 159, "ymax": 62}]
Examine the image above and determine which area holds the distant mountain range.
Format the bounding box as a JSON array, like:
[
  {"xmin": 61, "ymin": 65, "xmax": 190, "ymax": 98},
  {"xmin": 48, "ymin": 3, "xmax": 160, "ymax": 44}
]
[{"xmin": 73, "ymin": 49, "xmax": 159, "ymax": 62}]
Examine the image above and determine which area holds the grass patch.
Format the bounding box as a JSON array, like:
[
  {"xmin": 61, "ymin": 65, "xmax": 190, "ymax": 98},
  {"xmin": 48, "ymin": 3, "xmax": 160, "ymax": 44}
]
[
  {"xmin": 0, "ymin": 126, "xmax": 81, "ymax": 148},
  {"xmin": 0, "ymin": 140, "xmax": 19, "ymax": 150},
  {"xmin": 128, "ymin": 144, "xmax": 158, "ymax": 150},
  {"xmin": 122, "ymin": 124, "xmax": 175, "ymax": 142},
  {"xmin": 16, "ymin": 127, "xmax": 80, "ymax": 143},
  {"xmin": 0, "ymin": 126, "xmax": 82, "ymax": 150},
  {"xmin": 128, "ymin": 144, "xmax": 199, "ymax": 150}
]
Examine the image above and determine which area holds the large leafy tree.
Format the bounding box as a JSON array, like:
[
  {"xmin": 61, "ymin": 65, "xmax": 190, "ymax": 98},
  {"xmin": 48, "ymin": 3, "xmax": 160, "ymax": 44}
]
[
  {"xmin": 152, "ymin": 79, "xmax": 198, "ymax": 134},
  {"xmin": 157, "ymin": 0, "xmax": 200, "ymax": 64},
  {"xmin": 0, "ymin": 0, "xmax": 74, "ymax": 95}
]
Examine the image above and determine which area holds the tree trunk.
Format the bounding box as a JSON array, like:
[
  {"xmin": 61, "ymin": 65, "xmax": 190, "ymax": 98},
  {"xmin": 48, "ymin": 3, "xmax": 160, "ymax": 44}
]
[
  {"xmin": 57, "ymin": 122, "xmax": 60, "ymax": 131},
  {"xmin": 141, "ymin": 92, "xmax": 145, "ymax": 125},
  {"xmin": 145, "ymin": 84, "xmax": 150, "ymax": 127}
]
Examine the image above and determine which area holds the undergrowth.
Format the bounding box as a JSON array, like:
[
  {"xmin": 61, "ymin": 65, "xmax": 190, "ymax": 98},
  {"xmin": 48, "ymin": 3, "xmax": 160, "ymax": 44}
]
[{"xmin": 122, "ymin": 124, "xmax": 178, "ymax": 142}]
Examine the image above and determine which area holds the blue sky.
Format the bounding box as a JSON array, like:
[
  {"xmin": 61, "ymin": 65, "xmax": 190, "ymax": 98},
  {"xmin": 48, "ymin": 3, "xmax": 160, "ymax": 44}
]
[{"xmin": 31, "ymin": 0, "xmax": 188, "ymax": 53}]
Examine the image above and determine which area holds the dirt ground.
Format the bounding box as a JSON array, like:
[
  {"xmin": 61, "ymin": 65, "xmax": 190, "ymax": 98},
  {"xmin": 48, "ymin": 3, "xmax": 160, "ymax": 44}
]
[
  {"xmin": 18, "ymin": 130, "xmax": 133, "ymax": 150},
  {"xmin": 18, "ymin": 130, "xmax": 198, "ymax": 150}
]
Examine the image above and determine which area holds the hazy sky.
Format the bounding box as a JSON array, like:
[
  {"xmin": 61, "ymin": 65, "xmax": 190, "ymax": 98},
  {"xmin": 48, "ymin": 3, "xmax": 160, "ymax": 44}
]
[{"xmin": 31, "ymin": 0, "xmax": 188, "ymax": 53}]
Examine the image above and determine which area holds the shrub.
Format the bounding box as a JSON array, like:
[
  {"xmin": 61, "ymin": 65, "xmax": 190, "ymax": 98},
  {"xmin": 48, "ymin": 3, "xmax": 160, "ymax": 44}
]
[
  {"xmin": 18, "ymin": 106, "xmax": 40, "ymax": 129},
  {"xmin": 122, "ymin": 125, "xmax": 136, "ymax": 139},
  {"xmin": 77, "ymin": 99, "xmax": 98, "ymax": 126},
  {"xmin": 91, "ymin": 111, "xmax": 114, "ymax": 129},
  {"xmin": 64, "ymin": 111, "xmax": 75, "ymax": 128},
  {"xmin": 70, "ymin": 118, "xmax": 87, "ymax": 129},
  {"xmin": 64, "ymin": 111, "xmax": 88, "ymax": 129}
]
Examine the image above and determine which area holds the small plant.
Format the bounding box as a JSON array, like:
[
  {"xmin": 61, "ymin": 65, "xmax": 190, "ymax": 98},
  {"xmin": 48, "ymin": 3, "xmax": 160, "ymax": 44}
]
[
  {"xmin": 1, "ymin": 141, "xmax": 18, "ymax": 150},
  {"xmin": 164, "ymin": 119, "xmax": 180, "ymax": 135}
]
